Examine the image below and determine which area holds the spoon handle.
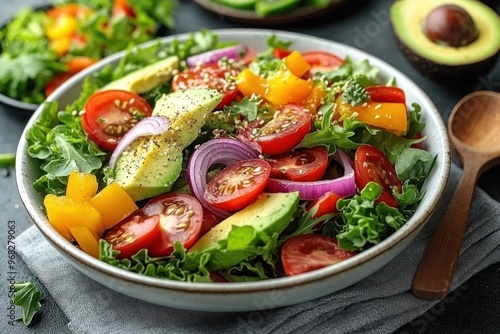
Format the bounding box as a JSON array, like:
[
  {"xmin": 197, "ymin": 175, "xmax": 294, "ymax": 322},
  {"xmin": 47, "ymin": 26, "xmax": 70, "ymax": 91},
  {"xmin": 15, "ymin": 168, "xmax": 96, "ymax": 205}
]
[{"xmin": 411, "ymin": 163, "xmax": 479, "ymax": 300}]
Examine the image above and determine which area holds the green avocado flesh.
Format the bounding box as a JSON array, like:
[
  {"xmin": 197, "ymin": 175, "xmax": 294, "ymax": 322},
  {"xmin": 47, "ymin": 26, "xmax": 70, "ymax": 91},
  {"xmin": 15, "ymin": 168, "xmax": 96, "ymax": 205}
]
[
  {"xmin": 114, "ymin": 88, "xmax": 222, "ymax": 201},
  {"xmin": 390, "ymin": 0, "xmax": 500, "ymax": 66},
  {"xmin": 101, "ymin": 56, "xmax": 179, "ymax": 93},
  {"xmin": 186, "ymin": 192, "xmax": 300, "ymax": 271}
]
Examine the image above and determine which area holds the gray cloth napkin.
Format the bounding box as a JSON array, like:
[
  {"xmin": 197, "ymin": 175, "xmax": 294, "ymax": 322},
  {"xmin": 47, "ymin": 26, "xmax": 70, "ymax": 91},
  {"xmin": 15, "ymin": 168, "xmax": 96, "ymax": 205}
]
[{"xmin": 16, "ymin": 163, "xmax": 500, "ymax": 334}]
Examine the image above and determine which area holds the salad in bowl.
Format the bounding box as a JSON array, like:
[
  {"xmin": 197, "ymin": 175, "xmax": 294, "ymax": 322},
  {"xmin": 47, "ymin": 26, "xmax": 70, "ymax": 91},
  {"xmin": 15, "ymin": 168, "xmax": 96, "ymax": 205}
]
[{"xmin": 17, "ymin": 29, "xmax": 450, "ymax": 311}]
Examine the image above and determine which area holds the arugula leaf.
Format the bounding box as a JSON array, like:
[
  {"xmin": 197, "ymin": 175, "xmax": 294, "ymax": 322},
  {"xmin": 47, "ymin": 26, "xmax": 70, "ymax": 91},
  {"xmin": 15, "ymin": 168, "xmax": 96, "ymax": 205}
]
[
  {"xmin": 14, "ymin": 281, "xmax": 42, "ymax": 326},
  {"xmin": 318, "ymin": 56, "xmax": 380, "ymax": 86},
  {"xmin": 395, "ymin": 147, "xmax": 435, "ymax": 181},
  {"xmin": 27, "ymin": 102, "xmax": 106, "ymax": 195},
  {"xmin": 335, "ymin": 182, "xmax": 406, "ymax": 251},
  {"xmin": 278, "ymin": 203, "xmax": 335, "ymax": 244},
  {"xmin": 225, "ymin": 97, "xmax": 259, "ymax": 121},
  {"xmin": 298, "ymin": 101, "xmax": 359, "ymax": 152},
  {"xmin": 266, "ymin": 34, "xmax": 292, "ymax": 50},
  {"xmin": 406, "ymin": 103, "xmax": 426, "ymax": 139}
]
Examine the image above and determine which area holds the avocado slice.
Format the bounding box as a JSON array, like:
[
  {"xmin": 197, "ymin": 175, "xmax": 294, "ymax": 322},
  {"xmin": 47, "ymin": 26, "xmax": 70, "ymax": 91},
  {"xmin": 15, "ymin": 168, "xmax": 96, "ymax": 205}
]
[
  {"xmin": 114, "ymin": 88, "xmax": 222, "ymax": 201},
  {"xmin": 185, "ymin": 192, "xmax": 300, "ymax": 271},
  {"xmin": 100, "ymin": 56, "xmax": 179, "ymax": 94},
  {"xmin": 390, "ymin": 0, "xmax": 500, "ymax": 82}
]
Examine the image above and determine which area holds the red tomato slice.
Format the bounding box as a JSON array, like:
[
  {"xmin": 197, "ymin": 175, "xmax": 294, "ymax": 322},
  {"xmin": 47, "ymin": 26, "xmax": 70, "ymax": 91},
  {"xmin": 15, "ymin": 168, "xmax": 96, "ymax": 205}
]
[
  {"xmin": 253, "ymin": 104, "xmax": 312, "ymax": 155},
  {"xmin": 307, "ymin": 191, "xmax": 343, "ymax": 218},
  {"xmin": 140, "ymin": 193, "xmax": 204, "ymax": 257},
  {"xmin": 204, "ymin": 159, "xmax": 271, "ymax": 211},
  {"xmin": 366, "ymin": 86, "xmax": 406, "ymax": 104},
  {"xmin": 281, "ymin": 234, "xmax": 357, "ymax": 276},
  {"xmin": 354, "ymin": 144, "xmax": 402, "ymax": 207},
  {"xmin": 268, "ymin": 147, "xmax": 328, "ymax": 182},
  {"xmin": 302, "ymin": 51, "xmax": 344, "ymax": 74},
  {"xmin": 273, "ymin": 48, "xmax": 292, "ymax": 59},
  {"xmin": 104, "ymin": 214, "xmax": 160, "ymax": 259},
  {"xmin": 172, "ymin": 63, "xmax": 239, "ymax": 110},
  {"xmin": 82, "ymin": 90, "xmax": 153, "ymax": 151}
]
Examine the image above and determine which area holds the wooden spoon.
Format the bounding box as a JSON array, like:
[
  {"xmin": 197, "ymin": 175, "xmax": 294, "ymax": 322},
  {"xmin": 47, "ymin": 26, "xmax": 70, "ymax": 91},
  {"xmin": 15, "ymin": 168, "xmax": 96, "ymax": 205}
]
[{"xmin": 412, "ymin": 90, "xmax": 500, "ymax": 300}]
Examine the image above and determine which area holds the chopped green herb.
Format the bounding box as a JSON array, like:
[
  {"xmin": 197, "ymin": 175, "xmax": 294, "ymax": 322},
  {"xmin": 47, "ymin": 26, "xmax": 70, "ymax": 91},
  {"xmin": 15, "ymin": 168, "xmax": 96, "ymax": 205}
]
[{"xmin": 14, "ymin": 281, "xmax": 43, "ymax": 326}]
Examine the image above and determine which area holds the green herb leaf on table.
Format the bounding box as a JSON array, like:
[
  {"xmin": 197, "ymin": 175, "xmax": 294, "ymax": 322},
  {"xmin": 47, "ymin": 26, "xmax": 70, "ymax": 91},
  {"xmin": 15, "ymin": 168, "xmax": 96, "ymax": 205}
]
[
  {"xmin": 0, "ymin": 153, "xmax": 16, "ymax": 168},
  {"xmin": 14, "ymin": 281, "xmax": 43, "ymax": 326}
]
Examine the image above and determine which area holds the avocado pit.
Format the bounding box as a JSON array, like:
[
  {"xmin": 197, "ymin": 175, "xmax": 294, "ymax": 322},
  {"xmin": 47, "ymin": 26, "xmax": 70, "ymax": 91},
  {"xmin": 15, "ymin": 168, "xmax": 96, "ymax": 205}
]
[{"xmin": 424, "ymin": 4, "xmax": 479, "ymax": 47}]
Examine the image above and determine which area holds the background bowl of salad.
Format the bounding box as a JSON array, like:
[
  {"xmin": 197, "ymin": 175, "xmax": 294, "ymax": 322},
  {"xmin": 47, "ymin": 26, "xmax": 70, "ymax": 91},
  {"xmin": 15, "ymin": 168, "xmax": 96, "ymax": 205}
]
[
  {"xmin": 16, "ymin": 29, "xmax": 451, "ymax": 311},
  {"xmin": 192, "ymin": 0, "xmax": 355, "ymax": 24},
  {"xmin": 0, "ymin": 0, "xmax": 179, "ymax": 112}
]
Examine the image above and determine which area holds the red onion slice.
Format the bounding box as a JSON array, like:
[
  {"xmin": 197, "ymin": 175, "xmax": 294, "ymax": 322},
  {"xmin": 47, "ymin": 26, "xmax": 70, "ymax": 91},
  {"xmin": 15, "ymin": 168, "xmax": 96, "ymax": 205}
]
[
  {"xmin": 266, "ymin": 149, "xmax": 356, "ymax": 201},
  {"xmin": 186, "ymin": 45, "xmax": 248, "ymax": 68},
  {"xmin": 108, "ymin": 116, "xmax": 170, "ymax": 169},
  {"xmin": 187, "ymin": 138, "xmax": 259, "ymax": 218}
]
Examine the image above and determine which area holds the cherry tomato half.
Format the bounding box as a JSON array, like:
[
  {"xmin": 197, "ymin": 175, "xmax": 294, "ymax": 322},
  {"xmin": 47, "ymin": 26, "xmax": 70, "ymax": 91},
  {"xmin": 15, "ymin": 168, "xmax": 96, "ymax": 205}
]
[
  {"xmin": 104, "ymin": 214, "xmax": 160, "ymax": 259},
  {"xmin": 204, "ymin": 159, "xmax": 271, "ymax": 211},
  {"xmin": 302, "ymin": 51, "xmax": 344, "ymax": 74},
  {"xmin": 366, "ymin": 86, "xmax": 406, "ymax": 104},
  {"xmin": 82, "ymin": 90, "xmax": 153, "ymax": 151},
  {"xmin": 140, "ymin": 193, "xmax": 203, "ymax": 257},
  {"xmin": 268, "ymin": 146, "xmax": 328, "ymax": 182},
  {"xmin": 172, "ymin": 63, "xmax": 239, "ymax": 110},
  {"xmin": 273, "ymin": 48, "xmax": 292, "ymax": 59},
  {"xmin": 354, "ymin": 144, "xmax": 402, "ymax": 207},
  {"xmin": 253, "ymin": 104, "xmax": 312, "ymax": 155},
  {"xmin": 306, "ymin": 191, "xmax": 343, "ymax": 218},
  {"xmin": 281, "ymin": 234, "xmax": 357, "ymax": 276}
]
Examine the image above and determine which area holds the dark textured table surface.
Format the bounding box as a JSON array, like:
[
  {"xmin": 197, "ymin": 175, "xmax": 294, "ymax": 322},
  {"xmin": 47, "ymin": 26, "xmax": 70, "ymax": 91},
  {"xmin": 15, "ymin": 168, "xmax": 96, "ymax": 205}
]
[{"xmin": 1, "ymin": 0, "xmax": 499, "ymax": 333}]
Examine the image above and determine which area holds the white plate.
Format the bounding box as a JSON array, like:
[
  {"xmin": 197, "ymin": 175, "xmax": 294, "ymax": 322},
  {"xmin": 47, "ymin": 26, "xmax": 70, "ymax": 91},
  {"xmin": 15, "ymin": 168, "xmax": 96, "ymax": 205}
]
[{"xmin": 16, "ymin": 29, "xmax": 451, "ymax": 312}]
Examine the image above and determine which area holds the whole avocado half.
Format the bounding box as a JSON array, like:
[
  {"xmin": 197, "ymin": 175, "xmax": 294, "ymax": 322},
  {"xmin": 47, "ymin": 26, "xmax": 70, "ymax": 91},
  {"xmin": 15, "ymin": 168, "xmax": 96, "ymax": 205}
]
[{"xmin": 390, "ymin": 0, "xmax": 500, "ymax": 83}]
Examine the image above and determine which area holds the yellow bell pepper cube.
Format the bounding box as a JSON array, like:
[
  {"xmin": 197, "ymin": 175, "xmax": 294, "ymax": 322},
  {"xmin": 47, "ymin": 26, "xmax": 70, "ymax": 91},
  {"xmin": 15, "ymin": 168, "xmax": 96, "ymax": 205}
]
[
  {"xmin": 90, "ymin": 182, "xmax": 138, "ymax": 230},
  {"xmin": 235, "ymin": 68, "xmax": 268, "ymax": 98},
  {"xmin": 339, "ymin": 101, "xmax": 408, "ymax": 134},
  {"xmin": 284, "ymin": 51, "xmax": 311, "ymax": 78},
  {"xmin": 69, "ymin": 226, "xmax": 100, "ymax": 258},
  {"xmin": 266, "ymin": 70, "xmax": 314, "ymax": 106},
  {"xmin": 66, "ymin": 170, "xmax": 98, "ymax": 202},
  {"xmin": 45, "ymin": 13, "xmax": 78, "ymax": 40},
  {"xmin": 44, "ymin": 194, "xmax": 104, "ymax": 241}
]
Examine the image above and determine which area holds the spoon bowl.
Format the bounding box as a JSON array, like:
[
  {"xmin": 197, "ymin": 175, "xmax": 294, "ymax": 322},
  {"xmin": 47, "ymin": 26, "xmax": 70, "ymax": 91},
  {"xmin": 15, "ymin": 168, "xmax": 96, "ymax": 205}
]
[{"xmin": 412, "ymin": 90, "xmax": 500, "ymax": 300}]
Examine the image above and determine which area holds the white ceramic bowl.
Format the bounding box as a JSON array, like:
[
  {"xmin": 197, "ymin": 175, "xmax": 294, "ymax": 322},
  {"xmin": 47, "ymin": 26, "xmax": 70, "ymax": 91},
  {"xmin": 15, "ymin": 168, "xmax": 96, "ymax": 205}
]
[{"xmin": 16, "ymin": 29, "xmax": 451, "ymax": 312}]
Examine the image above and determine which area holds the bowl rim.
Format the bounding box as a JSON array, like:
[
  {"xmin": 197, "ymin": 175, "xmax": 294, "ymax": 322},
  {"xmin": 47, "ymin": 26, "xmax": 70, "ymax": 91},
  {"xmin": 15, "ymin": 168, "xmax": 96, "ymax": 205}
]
[{"xmin": 16, "ymin": 28, "xmax": 452, "ymax": 294}]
